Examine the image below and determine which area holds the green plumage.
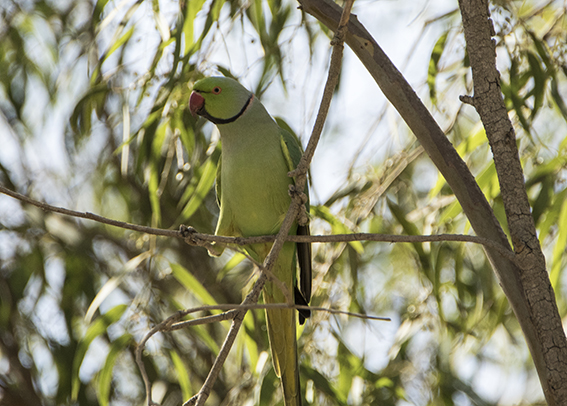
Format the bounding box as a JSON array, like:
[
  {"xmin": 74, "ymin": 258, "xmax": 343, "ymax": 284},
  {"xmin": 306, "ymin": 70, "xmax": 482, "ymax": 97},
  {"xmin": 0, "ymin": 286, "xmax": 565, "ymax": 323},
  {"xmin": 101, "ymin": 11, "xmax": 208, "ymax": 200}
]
[{"xmin": 190, "ymin": 76, "xmax": 311, "ymax": 406}]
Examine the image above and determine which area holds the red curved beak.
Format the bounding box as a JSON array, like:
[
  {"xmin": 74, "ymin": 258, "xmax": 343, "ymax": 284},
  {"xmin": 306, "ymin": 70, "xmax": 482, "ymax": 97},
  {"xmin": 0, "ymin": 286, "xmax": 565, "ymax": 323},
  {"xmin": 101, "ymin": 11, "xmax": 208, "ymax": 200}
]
[{"xmin": 189, "ymin": 91, "xmax": 205, "ymax": 117}]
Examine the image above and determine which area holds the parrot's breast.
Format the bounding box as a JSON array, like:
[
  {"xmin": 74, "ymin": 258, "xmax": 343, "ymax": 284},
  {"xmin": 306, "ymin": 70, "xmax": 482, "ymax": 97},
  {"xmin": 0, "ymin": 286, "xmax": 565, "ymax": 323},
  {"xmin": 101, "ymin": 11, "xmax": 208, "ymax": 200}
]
[
  {"xmin": 219, "ymin": 120, "xmax": 292, "ymax": 238},
  {"xmin": 221, "ymin": 143, "xmax": 292, "ymax": 237}
]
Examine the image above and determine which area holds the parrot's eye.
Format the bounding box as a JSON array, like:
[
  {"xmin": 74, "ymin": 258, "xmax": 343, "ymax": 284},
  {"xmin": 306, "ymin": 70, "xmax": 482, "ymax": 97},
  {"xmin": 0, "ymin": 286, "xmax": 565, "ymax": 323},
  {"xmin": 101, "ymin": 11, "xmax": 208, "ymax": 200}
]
[{"xmin": 212, "ymin": 87, "xmax": 222, "ymax": 94}]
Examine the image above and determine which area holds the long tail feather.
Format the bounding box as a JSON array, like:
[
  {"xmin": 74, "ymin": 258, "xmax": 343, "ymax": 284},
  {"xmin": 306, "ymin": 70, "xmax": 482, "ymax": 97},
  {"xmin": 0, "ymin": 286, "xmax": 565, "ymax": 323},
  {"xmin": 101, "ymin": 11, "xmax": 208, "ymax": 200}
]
[
  {"xmin": 264, "ymin": 294, "xmax": 301, "ymax": 406},
  {"xmin": 263, "ymin": 242, "xmax": 302, "ymax": 406}
]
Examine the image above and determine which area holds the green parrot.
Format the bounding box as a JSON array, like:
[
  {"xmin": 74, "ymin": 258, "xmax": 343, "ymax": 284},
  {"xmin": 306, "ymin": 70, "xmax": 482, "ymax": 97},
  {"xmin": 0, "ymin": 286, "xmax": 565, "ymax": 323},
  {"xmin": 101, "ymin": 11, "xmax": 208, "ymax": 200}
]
[{"xmin": 189, "ymin": 76, "xmax": 311, "ymax": 406}]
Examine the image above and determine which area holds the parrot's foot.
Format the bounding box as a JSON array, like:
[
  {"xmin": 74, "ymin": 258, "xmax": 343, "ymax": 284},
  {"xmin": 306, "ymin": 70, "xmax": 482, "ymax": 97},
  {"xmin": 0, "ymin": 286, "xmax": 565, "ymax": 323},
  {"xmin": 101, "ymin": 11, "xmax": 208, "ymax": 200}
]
[
  {"xmin": 179, "ymin": 225, "xmax": 199, "ymax": 244},
  {"xmin": 297, "ymin": 209, "xmax": 309, "ymax": 227},
  {"xmin": 288, "ymin": 185, "xmax": 309, "ymax": 226},
  {"xmin": 179, "ymin": 225, "xmax": 224, "ymax": 257},
  {"xmin": 288, "ymin": 184, "xmax": 308, "ymax": 204}
]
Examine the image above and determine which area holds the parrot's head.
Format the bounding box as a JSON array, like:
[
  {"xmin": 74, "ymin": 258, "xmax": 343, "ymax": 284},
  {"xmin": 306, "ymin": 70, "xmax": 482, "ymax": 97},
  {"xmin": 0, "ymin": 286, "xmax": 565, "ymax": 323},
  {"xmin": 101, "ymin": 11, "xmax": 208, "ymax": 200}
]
[{"xmin": 189, "ymin": 77, "xmax": 254, "ymax": 125}]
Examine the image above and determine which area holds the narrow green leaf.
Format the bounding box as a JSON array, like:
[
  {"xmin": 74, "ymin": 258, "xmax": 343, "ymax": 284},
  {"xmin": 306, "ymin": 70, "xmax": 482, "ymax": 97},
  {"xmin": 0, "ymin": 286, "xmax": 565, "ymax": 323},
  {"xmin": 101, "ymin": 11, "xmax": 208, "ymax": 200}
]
[
  {"xmin": 152, "ymin": 119, "xmax": 169, "ymax": 157},
  {"xmin": 148, "ymin": 161, "xmax": 162, "ymax": 226},
  {"xmin": 537, "ymin": 189, "xmax": 567, "ymax": 244},
  {"xmin": 531, "ymin": 175, "xmax": 553, "ymax": 226},
  {"xmin": 179, "ymin": 148, "xmax": 220, "ymax": 221},
  {"xmin": 105, "ymin": 26, "xmax": 135, "ymax": 61},
  {"xmin": 525, "ymin": 51, "xmax": 546, "ymax": 119},
  {"xmin": 311, "ymin": 205, "xmax": 364, "ymax": 253},
  {"xmin": 550, "ymin": 77, "xmax": 567, "ymax": 123},
  {"xmin": 93, "ymin": 0, "xmax": 111, "ymax": 26},
  {"xmin": 210, "ymin": 0, "xmax": 226, "ymax": 20},
  {"xmin": 259, "ymin": 367, "xmax": 278, "ymax": 405},
  {"xmin": 217, "ymin": 252, "xmax": 246, "ymax": 282},
  {"xmin": 98, "ymin": 334, "xmax": 132, "ymax": 406},
  {"xmin": 170, "ymin": 350, "xmax": 193, "ymax": 400},
  {"xmin": 427, "ymin": 32, "xmax": 448, "ymax": 104},
  {"xmin": 528, "ymin": 30, "xmax": 553, "ymax": 72},
  {"xmin": 387, "ymin": 199, "xmax": 431, "ymax": 276},
  {"xmin": 183, "ymin": 0, "xmax": 206, "ymax": 55},
  {"xmin": 430, "ymin": 123, "xmax": 487, "ymax": 199},
  {"xmin": 242, "ymin": 311, "xmax": 259, "ymax": 373},
  {"xmin": 70, "ymin": 85, "xmax": 108, "ymax": 135},
  {"xmin": 150, "ymin": 0, "xmax": 170, "ymax": 41},
  {"xmin": 170, "ymin": 262, "xmax": 218, "ymax": 307},
  {"xmin": 510, "ymin": 89, "xmax": 531, "ymax": 134},
  {"xmin": 550, "ymin": 199, "xmax": 567, "ymax": 290},
  {"xmin": 302, "ymin": 365, "xmax": 348, "ymax": 405},
  {"xmin": 173, "ymin": 114, "xmax": 194, "ymax": 158},
  {"xmin": 72, "ymin": 305, "xmax": 128, "ymax": 400}
]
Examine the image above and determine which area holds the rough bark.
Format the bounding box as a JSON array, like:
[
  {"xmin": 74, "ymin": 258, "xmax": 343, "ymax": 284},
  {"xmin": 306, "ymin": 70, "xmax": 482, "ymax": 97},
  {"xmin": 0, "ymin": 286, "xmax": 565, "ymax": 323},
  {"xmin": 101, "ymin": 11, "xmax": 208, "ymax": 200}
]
[
  {"xmin": 297, "ymin": 0, "xmax": 567, "ymax": 403},
  {"xmin": 458, "ymin": 0, "xmax": 567, "ymax": 404}
]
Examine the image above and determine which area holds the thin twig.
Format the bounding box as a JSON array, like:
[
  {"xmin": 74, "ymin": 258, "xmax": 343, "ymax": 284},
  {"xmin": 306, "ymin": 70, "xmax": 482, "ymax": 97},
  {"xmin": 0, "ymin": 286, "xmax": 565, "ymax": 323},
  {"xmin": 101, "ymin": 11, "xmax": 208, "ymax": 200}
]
[
  {"xmin": 0, "ymin": 185, "xmax": 179, "ymax": 238},
  {"xmin": 231, "ymin": 245, "xmax": 293, "ymax": 305},
  {"xmin": 167, "ymin": 302, "xmax": 390, "ymax": 331},
  {"xmin": 137, "ymin": 302, "xmax": 388, "ymax": 344},
  {"xmin": 0, "ymin": 185, "xmax": 515, "ymax": 262},
  {"xmin": 135, "ymin": 311, "xmax": 187, "ymax": 406},
  {"xmin": 187, "ymin": 272, "xmax": 267, "ymax": 406},
  {"xmin": 289, "ymin": 0, "xmax": 354, "ymax": 181},
  {"xmin": 136, "ymin": 302, "xmax": 389, "ymax": 404}
]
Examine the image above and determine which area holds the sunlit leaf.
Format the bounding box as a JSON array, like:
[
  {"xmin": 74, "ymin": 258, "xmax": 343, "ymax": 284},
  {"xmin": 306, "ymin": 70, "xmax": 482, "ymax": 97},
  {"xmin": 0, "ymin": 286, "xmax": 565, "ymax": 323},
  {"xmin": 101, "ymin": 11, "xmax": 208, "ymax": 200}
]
[
  {"xmin": 170, "ymin": 262, "xmax": 219, "ymax": 307},
  {"xmin": 170, "ymin": 350, "xmax": 193, "ymax": 400},
  {"xmin": 311, "ymin": 205, "xmax": 364, "ymax": 253},
  {"xmin": 427, "ymin": 32, "xmax": 448, "ymax": 105},
  {"xmin": 178, "ymin": 147, "xmax": 220, "ymax": 222},
  {"xmin": 97, "ymin": 334, "xmax": 132, "ymax": 406},
  {"xmin": 217, "ymin": 252, "xmax": 246, "ymax": 282},
  {"xmin": 72, "ymin": 305, "xmax": 129, "ymax": 400},
  {"xmin": 183, "ymin": 0, "xmax": 206, "ymax": 55}
]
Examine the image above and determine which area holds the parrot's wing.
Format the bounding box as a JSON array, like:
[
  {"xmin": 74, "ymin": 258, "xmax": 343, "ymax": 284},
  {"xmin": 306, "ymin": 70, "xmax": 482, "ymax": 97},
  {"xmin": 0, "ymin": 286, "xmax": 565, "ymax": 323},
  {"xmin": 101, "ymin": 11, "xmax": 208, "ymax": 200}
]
[
  {"xmin": 215, "ymin": 157, "xmax": 222, "ymax": 208},
  {"xmin": 278, "ymin": 120, "xmax": 312, "ymax": 322},
  {"xmin": 213, "ymin": 155, "xmax": 233, "ymax": 245}
]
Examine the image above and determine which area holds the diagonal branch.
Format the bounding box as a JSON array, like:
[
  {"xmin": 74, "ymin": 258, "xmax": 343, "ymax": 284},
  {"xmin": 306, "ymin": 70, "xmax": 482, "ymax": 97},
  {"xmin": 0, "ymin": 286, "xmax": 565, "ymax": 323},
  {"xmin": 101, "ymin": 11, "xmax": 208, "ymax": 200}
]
[
  {"xmin": 185, "ymin": 271, "xmax": 267, "ymax": 406},
  {"xmin": 296, "ymin": 0, "xmax": 565, "ymax": 404},
  {"xmin": 137, "ymin": 301, "xmax": 389, "ymax": 406},
  {"xmin": 458, "ymin": 1, "xmax": 567, "ymax": 403}
]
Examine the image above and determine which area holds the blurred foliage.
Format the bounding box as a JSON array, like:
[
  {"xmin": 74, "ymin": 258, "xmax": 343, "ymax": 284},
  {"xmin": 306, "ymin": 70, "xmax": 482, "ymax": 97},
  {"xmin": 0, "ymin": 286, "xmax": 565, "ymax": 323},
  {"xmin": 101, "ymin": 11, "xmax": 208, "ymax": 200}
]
[{"xmin": 0, "ymin": 0, "xmax": 566, "ymax": 405}]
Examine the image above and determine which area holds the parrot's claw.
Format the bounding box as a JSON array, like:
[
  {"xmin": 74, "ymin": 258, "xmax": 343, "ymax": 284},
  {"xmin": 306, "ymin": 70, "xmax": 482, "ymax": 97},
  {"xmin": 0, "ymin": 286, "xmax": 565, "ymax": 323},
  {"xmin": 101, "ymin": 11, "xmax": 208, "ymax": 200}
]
[
  {"xmin": 288, "ymin": 184, "xmax": 308, "ymax": 204},
  {"xmin": 179, "ymin": 225, "xmax": 224, "ymax": 257},
  {"xmin": 288, "ymin": 185, "xmax": 309, "ymax": 226},
  {"xmin": 179, "ymin": 225, "xmax": 199, "ymax": 242},
  {"xmin": 297, "ymin": 209, "xmax": 309, "ymax": 227}
]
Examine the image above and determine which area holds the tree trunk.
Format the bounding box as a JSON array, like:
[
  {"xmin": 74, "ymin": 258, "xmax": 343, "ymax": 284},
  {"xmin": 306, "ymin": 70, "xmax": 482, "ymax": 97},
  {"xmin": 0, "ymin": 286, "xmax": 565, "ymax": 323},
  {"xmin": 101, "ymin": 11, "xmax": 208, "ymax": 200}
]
[{"xmin": 458, "ymin": 0, "xmax": 567, "ymax": 404}]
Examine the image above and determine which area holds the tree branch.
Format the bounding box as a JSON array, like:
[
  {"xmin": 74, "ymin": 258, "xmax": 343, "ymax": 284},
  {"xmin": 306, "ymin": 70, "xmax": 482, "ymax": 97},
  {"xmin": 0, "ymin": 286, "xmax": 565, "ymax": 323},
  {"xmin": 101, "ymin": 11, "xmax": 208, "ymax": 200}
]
[
  {"xmin": 295, "ymin": 0, "xmax": 566, "ymax": 403},
  {"xmin": 136, "ymin": 302, "xmax": 389, "ymax": 406},
  {"xmin": 458, "ymin": 1, "xmax": 567, "ymax": 403},
  {"xmin": 0, "ymin": 185, "xmax": 179, "ymax": 237},
  {"xmin": 183, "ymin": 271, "xmax": 267, "ymax": 406},
  {"xmin": 0, "ymin": 185, "xmax": 515, "ymax": 262}
]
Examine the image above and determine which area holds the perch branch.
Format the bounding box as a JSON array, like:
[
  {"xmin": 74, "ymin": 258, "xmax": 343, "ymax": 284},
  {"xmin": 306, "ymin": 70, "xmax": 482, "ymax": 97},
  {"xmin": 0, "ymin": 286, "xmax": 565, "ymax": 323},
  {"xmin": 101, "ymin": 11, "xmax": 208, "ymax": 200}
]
[{"xmin": 0, "ymin": 185, "xmax": 516, "ymax": 264}]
